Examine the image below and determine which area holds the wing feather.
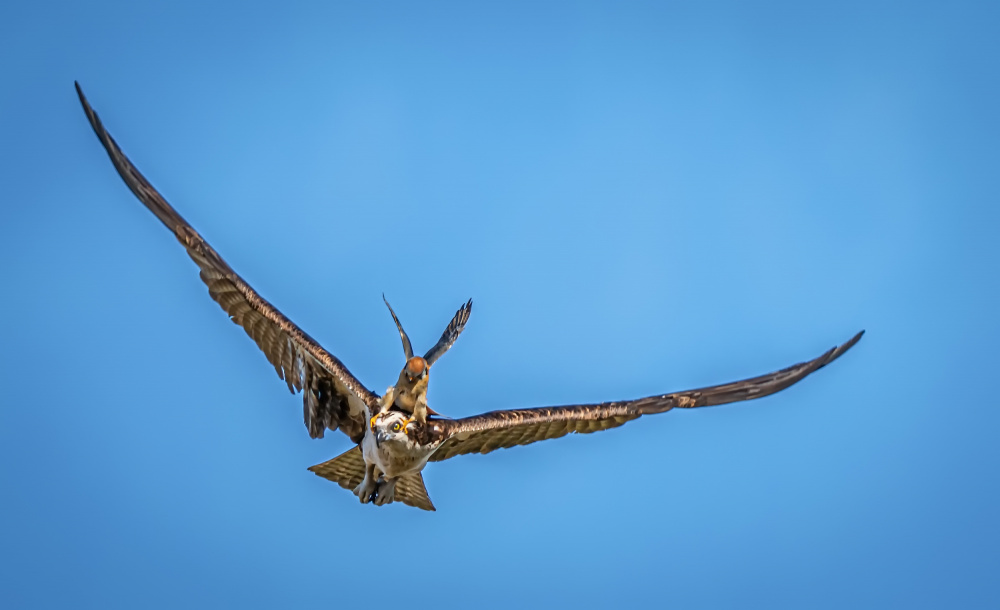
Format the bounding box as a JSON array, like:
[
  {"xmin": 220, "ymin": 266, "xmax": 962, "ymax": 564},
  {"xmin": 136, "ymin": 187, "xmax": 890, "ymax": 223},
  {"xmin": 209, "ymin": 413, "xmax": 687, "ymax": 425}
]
[
  {"xmin": 423, "ymin": 299, "xmax": 473, "ymax": 366},
  {"xmin": 76, "ymin": 82, "xmax": 378, "ymax": 441},
  {"xmin": 430, "ymin": 331, "xmax": 863, "ymax": 461}
]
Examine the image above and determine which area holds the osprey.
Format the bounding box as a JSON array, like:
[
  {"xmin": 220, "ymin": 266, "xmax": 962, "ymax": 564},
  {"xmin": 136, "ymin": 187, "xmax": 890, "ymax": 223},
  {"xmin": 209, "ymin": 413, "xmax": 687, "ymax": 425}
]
[{"xmin": 76, "ymin": 83, "xmax": 863, "ymax": 511}]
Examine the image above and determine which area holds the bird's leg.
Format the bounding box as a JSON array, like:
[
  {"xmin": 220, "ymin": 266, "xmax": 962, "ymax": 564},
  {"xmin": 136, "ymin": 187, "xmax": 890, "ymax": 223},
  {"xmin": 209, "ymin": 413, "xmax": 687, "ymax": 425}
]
[
  {"xmin": 373, "ymin": 476, "xmax": 397, "ymax": 506},
  {"xmin": 412, "ymin": 394, "xmax": 429, "ymax": 424},
  {"xmin": 354, "ymin": 463, "xmax": 378, "ymax": 504},
  {"xmin": 379, "ymin": 386, "xmax": 396, "ymax": 414}
]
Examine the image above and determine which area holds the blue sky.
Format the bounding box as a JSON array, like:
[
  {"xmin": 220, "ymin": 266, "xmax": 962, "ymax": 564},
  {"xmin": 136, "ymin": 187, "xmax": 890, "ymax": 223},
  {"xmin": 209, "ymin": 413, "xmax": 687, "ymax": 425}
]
[{"xmin": 2, "ymin": 1, "xmax": 998, "ymax": 608}]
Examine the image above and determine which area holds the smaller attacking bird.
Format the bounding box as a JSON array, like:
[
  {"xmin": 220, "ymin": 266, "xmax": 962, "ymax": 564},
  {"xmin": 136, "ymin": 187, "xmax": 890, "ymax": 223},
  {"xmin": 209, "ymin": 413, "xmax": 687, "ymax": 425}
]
[{"xmin": 379, "ymin": 296, "xmax": 472, "ymax": 424}]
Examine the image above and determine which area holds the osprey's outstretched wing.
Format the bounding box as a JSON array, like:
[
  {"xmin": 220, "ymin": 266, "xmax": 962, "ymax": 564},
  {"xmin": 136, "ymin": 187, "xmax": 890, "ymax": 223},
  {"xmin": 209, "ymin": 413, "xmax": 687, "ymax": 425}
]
[
  {"xmin": 75, "ymin": 82, "xmax": 379, "ymax": 441},
  {"xmin": 430, "ymin": 331, "xmax": 863, "ymax": 461},
  {"xmin": 424, "ymin": 299, "xmax": 473, "ymax": 366}
]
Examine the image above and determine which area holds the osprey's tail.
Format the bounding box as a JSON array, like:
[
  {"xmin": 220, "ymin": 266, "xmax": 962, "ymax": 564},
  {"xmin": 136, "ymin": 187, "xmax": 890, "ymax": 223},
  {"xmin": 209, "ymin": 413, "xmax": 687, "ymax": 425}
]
[{"xmin": 308, "ymin": 447, "xmax": 436, "ymax": 511}]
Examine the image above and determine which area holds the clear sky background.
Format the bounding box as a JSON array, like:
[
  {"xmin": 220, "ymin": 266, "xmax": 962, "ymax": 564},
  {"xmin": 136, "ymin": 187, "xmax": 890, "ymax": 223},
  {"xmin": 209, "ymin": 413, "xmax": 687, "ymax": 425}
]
[{"xmin": 1, "ymin": 1, "xmax": 998, "ymax": 608}]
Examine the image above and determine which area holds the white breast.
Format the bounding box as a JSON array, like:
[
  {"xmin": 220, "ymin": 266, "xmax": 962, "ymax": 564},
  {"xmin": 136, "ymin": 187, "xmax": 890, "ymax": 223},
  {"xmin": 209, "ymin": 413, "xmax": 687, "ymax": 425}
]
[{"xmin": 359, "ymin": 427, "xmax": 434, "ymax": 479}]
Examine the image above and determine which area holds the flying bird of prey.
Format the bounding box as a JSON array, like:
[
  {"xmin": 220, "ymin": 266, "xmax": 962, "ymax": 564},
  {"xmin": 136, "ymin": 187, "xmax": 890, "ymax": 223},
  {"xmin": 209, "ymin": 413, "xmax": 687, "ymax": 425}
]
[{"xmin": 76, "ymin": 83, "xmax": 863, "ymax": 511}]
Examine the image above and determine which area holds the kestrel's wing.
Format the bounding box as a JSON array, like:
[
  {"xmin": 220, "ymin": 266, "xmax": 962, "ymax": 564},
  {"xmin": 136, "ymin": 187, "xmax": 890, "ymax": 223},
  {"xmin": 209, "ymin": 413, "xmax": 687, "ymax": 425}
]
[
  {"xmin": 429, "ymin": 331, "xmax": 863, "ymax": 461},
  {"xmin": 76, "ymin": 82, "xmax": 379, "ymax": 442},
  {"xmin": 382, "ymin": 295, "xmax": 414, "ymax": 360},
  {"xmin": 423, "ymin": 299, "xmax": 473, "ymax": 366}
]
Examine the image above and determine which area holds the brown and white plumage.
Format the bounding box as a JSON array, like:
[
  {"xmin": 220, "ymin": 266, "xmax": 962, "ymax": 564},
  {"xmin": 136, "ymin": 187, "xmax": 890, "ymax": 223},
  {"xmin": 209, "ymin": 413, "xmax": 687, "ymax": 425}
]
[
  {"xmin": 310, "ymin": 331, "xmax": 863, "ymax": 509},
  {"xmin": 309, "ymin": 445, "xmax": 436, "ymax": 511},
  {"xmin": 75, "ymin": 82, "xmax": 378, "ymax": 442},
  {"xmin": 428, "ymin": 330, "xmax": 863, "ymax": 460},
  {"xmin": 78, "ymin": 82, "xmax": 863, "ymax": 512}
]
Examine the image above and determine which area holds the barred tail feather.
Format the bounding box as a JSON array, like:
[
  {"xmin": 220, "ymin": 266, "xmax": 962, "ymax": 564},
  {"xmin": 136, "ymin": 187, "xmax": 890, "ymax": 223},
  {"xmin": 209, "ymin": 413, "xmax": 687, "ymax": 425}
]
[
  {"xmin": 396, "ymin": 472, "xmax": 435, "ymax": 512},
  {"xmin": 308, "ymin": 446, "xmax": 367, "ymax": 491},
  {"xmin": 308, "ymin": 447, "xmax": 436, "ymax": 511}
]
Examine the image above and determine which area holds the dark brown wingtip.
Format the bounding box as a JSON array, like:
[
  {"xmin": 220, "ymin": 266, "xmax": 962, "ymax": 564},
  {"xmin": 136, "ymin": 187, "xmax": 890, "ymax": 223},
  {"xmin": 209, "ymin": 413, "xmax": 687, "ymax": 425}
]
[
  {"xmin": 800, "ymin": 330, "xmax": 864, "ymax": 375},
  {"xmin": 73, "ymin": 81, "xmax": 124, "ymax": 169},
  {"xmin": 823, "ymin": 330, "xmax": 864, "ymax": 366},
  {"xmin": 74, "ymin": 81, "xmax": 98, "ymax": 125},
  {"xmin": 74, "ymin": 81, "xmax": 102, "ymax": 123}
]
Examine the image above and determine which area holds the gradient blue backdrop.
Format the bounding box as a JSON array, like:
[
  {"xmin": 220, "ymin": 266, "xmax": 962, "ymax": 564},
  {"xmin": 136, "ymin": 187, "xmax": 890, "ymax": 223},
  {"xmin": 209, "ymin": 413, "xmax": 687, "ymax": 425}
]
[{"xmin": 2, "ymin": 1, "xmax": 997, "ymax": 608}]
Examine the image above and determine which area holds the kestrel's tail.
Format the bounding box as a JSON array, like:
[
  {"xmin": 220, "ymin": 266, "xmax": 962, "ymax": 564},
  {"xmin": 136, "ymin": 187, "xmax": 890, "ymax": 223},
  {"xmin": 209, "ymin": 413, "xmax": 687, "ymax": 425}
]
[{"xmin": 308, "ymin": 447, "xmax": 436, "ymax": 511}]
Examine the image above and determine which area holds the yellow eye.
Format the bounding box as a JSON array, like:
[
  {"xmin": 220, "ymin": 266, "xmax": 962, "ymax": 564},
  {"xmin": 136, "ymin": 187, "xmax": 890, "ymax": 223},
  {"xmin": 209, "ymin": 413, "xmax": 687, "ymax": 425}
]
[{"xmin": 392, "ymin": 422, "xmax": 401, "ymax": 432}]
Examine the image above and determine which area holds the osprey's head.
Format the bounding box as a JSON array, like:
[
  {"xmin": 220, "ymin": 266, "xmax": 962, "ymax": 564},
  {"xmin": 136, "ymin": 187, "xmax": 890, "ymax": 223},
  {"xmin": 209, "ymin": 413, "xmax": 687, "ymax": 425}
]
[
  {"xmin": 369, "ymin": 409, "xmax": 447, "ymax": 454},
  {"xmin": 370, "ymin": 410, "xmax": 417, "ymax": 449}
]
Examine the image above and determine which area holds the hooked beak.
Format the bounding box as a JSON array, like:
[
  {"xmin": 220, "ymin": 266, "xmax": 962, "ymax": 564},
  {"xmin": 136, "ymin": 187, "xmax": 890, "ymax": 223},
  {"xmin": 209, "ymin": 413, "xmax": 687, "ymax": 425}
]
[{"xmin": 371, "ymin": 414, "xmax": 385, "ymax": 446}]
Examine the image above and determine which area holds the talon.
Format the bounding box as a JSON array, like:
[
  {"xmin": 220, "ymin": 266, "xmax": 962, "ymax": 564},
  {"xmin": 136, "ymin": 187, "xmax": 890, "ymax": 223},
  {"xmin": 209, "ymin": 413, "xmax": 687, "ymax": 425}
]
[
  {"xmin": 354, "ymin": 464, "xmax": 379, "ymax": 503},
  {"xmin": 373, "ymin": 478, "xmax": 397, "ymax": 506}
]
